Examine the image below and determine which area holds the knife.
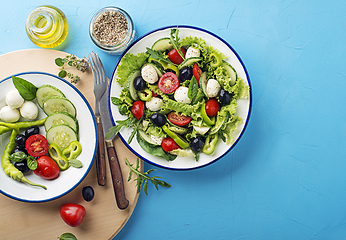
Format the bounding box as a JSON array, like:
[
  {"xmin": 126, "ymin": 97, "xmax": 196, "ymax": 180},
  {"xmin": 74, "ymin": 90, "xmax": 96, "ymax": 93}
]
[{"xmin": 100, "ymin": 86, "xmax": 129, "ymax": 210}]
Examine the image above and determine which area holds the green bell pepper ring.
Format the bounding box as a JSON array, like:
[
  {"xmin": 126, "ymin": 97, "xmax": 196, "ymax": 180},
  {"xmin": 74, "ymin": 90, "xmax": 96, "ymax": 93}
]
[
  {"xmin": 162, "ymin": 125, "xmax": 189, "ymax": 149},
  {"xmin": 2, "ymin": 129, "xmax": 46, "ymax": 189},
  {"xmin": 202, "ymin": 134, "xmax": 218, "ymax": 155},
  {"xmin": 48, "ymin": 143, "xmax": 69, "ymax": 170},
  {"xmin": 200, "ymin": 103, "xmax": 216, "ymax": 126},
  {"xmin": 138, "ymin": 88, "xmax": 152, "ymax": 101},
  {"xmin": 62, "ymin": 141, "xmax": 82, "ymax": 160}
]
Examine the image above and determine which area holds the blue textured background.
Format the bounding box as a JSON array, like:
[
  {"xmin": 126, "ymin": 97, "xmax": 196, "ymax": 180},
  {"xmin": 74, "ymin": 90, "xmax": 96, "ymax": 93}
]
[{"xmin": 1, "ymin": 0, "xmax": 346, "ymax": 239}]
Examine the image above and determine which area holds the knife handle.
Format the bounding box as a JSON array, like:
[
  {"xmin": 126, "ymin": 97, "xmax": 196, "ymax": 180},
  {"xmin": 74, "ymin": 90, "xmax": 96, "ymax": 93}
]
[
  {"xmin": 106, "ymin": 140, "xmax": 129, "ymax": 210},
  {"xmin": 95, "ymin": 114, "xmax": 107, "ymax": 186}
]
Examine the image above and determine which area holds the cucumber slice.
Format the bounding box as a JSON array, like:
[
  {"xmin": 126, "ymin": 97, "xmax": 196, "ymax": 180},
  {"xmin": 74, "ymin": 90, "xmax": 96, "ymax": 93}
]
[
  {"xmin": 43, "ymin": 96, "xmax": 76, "ymax": 117},
  {"xmin": 200, "ymin": 72, "xmax": 208, "ymax": 97},
  {"xmin": 178, "ymin": 57, "xmax": 203, "ymax": 69},
  {"xmin": 222, "ymin": 61, "xmax": 237, "ymax": 86},
  {"xmin": 127, "ymin": 70, "xmax": 141, "ymax": 100},
  {"xmin": 46, "ymin": 124, "xmax": 78, "ymax": 151},
  {"xmin": 36, "ymin": 84, "xmax": 65, "ymax": 108},
  {"xmin": 45, "ymin": 112, "xmax": 78, "ymax": 132},
  {"xmin": 138, "ymin": 130, "xmax": 159, "ymax": 145},
  {"xmin": 152, "ymin": 37, "xmax": 173, "ymax": 52}
]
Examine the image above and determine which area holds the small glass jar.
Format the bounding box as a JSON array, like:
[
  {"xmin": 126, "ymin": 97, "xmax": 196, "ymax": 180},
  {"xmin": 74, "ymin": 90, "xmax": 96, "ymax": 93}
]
[
  {"xmin": 25, "ymin": 5, "xmax": 68, "ymax": 48},
  {"xmin": 89, "ymin": 7, "xmax": 136, "ymax": 55}
]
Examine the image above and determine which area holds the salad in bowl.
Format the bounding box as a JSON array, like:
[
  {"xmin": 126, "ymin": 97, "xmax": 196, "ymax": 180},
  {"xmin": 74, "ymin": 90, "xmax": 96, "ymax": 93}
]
[{"xmin": 108, "ymin": 26, "xmax": 251, "ymax": 169}]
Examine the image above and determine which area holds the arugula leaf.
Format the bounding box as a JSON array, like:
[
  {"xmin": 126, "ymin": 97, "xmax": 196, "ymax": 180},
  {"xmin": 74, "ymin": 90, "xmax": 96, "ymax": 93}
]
[
  {"xmin": 105, "ymin": 117, "xmax": 137, "ymax": 139},
  {"xmin": 125, "ymin": 158, "xmax": 171, "ymax": 195},
  {"xmin": 170, "ymin": 27, "xmax": 185, "ymax": 60},
  {"xmin": 12, "ymin": 76, "xmax": 38, "ymax": 101},
  {"xmin": 145, "ymin": 48, "xmax": 174, "ymax": 66}
]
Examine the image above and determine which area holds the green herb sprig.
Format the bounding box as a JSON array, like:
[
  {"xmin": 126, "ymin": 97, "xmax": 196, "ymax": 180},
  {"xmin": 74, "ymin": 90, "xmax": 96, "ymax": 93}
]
[
  {"xmin": 55, "ymin": 54, "xmax": 89, "ymax": 84},
  {"xmin": 170, "ymin": 27, "xmax": 185, "ymax": 61},
  {"xmin": 125, "ymin": 158, "xmax": 171, "ymax": 195}
]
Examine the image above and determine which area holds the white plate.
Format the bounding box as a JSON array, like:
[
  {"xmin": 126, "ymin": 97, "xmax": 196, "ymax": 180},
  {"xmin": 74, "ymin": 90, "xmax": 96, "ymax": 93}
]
[
  {"xmin": 0, "ymin": 72, "xmax": 97, "ymax": 202},
  {"xmin": 109, "ymin": 25, "xmax": 252, "ymax": 170}
]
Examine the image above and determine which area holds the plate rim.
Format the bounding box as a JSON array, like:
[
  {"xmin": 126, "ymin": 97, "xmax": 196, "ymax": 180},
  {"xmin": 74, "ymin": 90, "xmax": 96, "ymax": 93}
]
[
  {"xmin": 0, "ymin": 71, "xmax": 97, "ymax": 202},
  {"xmin": 109, "ymin": 25, "xmax": 252, "ymax": 171}
]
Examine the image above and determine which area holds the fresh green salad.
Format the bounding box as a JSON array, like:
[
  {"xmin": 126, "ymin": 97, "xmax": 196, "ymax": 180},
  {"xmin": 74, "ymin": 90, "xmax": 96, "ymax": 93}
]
[{"xmin": 108, "ymin": 27, "xmax": 249, "ymax": 161}]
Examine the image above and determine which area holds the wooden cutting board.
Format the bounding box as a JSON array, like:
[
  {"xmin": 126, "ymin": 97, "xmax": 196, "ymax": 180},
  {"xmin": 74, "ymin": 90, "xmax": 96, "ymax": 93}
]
[{"xmin": 0, "ymin": 49, "xmax": 143, "ymax": 240}]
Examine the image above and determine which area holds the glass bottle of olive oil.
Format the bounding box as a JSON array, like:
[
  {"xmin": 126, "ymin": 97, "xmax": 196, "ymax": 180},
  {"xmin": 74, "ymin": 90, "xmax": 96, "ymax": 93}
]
[{"xmin": 26, "ymin": 6, "xmax": 68, "ymax": 48}]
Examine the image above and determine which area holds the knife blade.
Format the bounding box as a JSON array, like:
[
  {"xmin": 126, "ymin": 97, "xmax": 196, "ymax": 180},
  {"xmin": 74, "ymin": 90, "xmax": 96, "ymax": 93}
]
[{"xmin": 100, "ymin": 86, "xmax": 129, "ymax": 210}]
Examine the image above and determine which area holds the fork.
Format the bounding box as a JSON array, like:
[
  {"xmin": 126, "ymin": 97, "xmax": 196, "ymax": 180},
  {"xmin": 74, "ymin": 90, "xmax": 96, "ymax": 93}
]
[{"xmin": 88, "ymin": 52, "xmax": 107, "ymax": 186}]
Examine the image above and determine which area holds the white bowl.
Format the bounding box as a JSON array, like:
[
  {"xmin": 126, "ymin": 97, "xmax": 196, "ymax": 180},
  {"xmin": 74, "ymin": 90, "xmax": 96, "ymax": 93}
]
[
  {"xmin": 109, "ymin": 25, "xmax": 252, "ymax": 170},
  {"xmin": 0, "ymin": 72, "xmax": 97, "ymax": 202}
]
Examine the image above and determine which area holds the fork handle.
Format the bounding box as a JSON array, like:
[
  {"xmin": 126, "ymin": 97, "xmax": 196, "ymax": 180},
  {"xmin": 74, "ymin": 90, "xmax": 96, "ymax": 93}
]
[{"xmin": 95, "ymin": 114, "xmax": 107, "ymax": 186}]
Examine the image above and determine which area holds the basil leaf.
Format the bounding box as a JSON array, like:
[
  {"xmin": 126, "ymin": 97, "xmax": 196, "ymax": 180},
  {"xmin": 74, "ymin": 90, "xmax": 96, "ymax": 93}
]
[
  {"xmin": 58, "ymin": 233, "xmax": 78, "ymax": 240},
  {"xmin": 9, "ymin": 151, "xmax": 27, "ymax": 162},
  {"xmin": 188, "ymin": 76, "xmax": 198, "ymax": 104},
  {"xmin": 69, "ymin": 159, "xmax": 83, "ymax": 168},
  {"xmin": 11, "ymin": 76, "xmax": 38, "ymax": 101},
  {"xmin": 27, "ymin": 156, "xmax": 37, "ymax": 170}
]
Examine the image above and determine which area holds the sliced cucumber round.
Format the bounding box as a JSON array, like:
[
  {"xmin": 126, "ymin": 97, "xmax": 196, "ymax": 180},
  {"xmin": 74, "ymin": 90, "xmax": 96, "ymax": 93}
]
[
  {"xmin": 222, "ymin": 61, "xmax": 237, "ymax": 86},
  {"xmin": 200, "ymin": 72, "xmax": 208, "ymax": 97},
  {"xmin": 138, "ymin": 130, "xmax": 159, "ymax": 145},
  {"xmin": 45, "ymin": 112, "xmax": 78, "ymax": 132},
  {"xmin": 36, "ymin": 84, "xmax": 65, "ymax": 108},
  {"xmin": 127, "ymin": 70, "xmax": 141, "ymax": 101},
  {"xmin": 46, "ymin": 124, "xmax": 78, "ymax": 151},
  {"xmin": 43, "ymin": 96, "xmax": 76, "ymax": 117},
  {"xmin": 178, "ymin": 57, "xmax": 203, "ymax": 69},
  {"xmin": 151, "ymin": 37, "xmax": 173, "ymax": 52}
]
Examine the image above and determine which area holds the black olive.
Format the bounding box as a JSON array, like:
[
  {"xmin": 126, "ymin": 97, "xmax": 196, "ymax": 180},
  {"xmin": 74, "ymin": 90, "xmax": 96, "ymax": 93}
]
[
  {"xmin": 82, "ymin": 186, "xmax": 95, "ymax": 202},
  {"xmin": 219, "ymin": 89, "xmax": 233, "ymax": 106},
  {"xmin": 179, "ymin": 67, "xmax": 193, "ymax": 83},
  {"xmin": 190, "ymin": 136, "xmax": 206, "ymax": 152},
  {"xmin": 13, "ymin": 160, "xmax": 30, "ymax": 174},
  {"xmin": 12, "ymin": 145, "xmax": 28, "ymax": 155},
  {"xmin": 133, "ymin": 76, "xmax": 146, "ymax": 91},
  {"xmin": 24, "ymin": 126, "xmax": 40, "ymax": 138},
  {"xmin": 15, "ymin": 134, "xmax": 26, "ymax": 147},
  {"xmin": 150, "ymin": 113, "xmax": 166, "ymax": 127}
]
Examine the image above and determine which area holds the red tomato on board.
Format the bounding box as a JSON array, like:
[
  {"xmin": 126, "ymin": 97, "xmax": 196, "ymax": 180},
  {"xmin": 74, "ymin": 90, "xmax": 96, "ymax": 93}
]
[
  {"xmin": 60, "ymin": 203, "xmax": 86, "ymax": 227},
  {"xmin": 158, "ymin": 72, "xmax": 180, "ymax": 94},
  {"xmin": 168, "ymin": 47, "xmax": 186, "ymax": 65},
  {"xmin": 33, "ymin": 156, "xmax": 59, "ymax": 180},
  {"xmin": 192, "ymin": 63, "xmax": 202, "ymax": 83},
  {"xmin": 25, "ymin": 134, "xmax": 49, "ymax": 157},
  {"xmin": 168, "ymin": 112, "xmax": 192, "ymax": 126},
  {"xmin": 205, "ymin": 98, "xmax": 220, "ymax": 117},
  {"xmin": 131, "ymin": 101, "xmax": 145, "ymax": 120},
  {"xmin": 161, "ymin": 137, "xmax": 181, "ymax": 152}
]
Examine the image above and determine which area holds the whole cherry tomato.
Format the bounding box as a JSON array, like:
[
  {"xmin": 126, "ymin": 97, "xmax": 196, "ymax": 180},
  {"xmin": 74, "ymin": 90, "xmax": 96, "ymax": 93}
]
[
  {"xmin": 33, "ymin": 156, "xmax": 59, "ymax": 180},
  {"xmin": 25, "ymin": 134, "xmax": 49, "ymax": 157},
  {"xmin": 168, "ymin": 112, "xmax": 192, "ymax": 126},
  {"xmin": 158, "ymin": 72, "xmax": 179, "ymax": 94},
  {"xmin": 192, "ymin": 63, "xmax": 202, "ymax": 83},
  {"xmin": 60, "ymin": 203, "xmax": 86, "ymax": 227},
  {"xmin": 205, "ymin": 98, "xmax": 220, "ymax": 117},
  {"xmin": 131, "ymin": 100, "xmax": 145, "ymax": 120},
  {"xmin": 168, "ymin": 47, "xmax": 186, "ymax": 65},
  {"xmin": 161, "ymin": 137, "xmax": 181, "ymax": 152}
]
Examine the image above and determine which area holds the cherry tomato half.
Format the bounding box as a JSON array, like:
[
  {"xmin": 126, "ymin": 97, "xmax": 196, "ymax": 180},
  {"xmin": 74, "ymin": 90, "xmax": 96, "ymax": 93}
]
[
  {"xmin": 25, "ymin": 134, "xmax": 49, "ymax": 157},
  {"xmin": 33, "ymin": 156, "xmax": 60, "ymax": 180},
  {"xmin": 131, "ymin": 100, "xmax": 145, "ymax": 120},
  {"xmin": 193, "ymin": 63, "xmax": 202, "ymax": 83},
  {"xmin": 168, "ymin": 47, "xmax": 186, "ymax": 65},
  {"xmin": 168, "ymin": 112, "xmax": 192, "ymax": 126},
  {"xmin": 205, "ymin": 98, "xmax": 220, "ymax": 117},
  {"xmin": 161, "ymin": 137, "xmax": 181, "ymax": 152},
  {"xmin": 60, "ymin": 203, "xmax": 86, "ymax": 227},
  {"xmin": 158, "ymin": 72, "xmax": 180, "ymax": 94}
]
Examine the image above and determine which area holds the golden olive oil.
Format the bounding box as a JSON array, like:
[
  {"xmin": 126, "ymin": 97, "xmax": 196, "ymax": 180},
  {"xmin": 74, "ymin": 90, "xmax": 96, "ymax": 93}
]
[{"xmin": 26, "ymin": 6, "xmax": 68, "ymax": 48}]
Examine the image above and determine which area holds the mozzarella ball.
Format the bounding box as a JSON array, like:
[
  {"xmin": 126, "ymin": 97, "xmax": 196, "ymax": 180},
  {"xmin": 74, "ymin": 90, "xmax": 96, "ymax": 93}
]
[
  {"xmin": 193, "ymin": 126, "xmax": 210, "ymax": 135},
  {"xmin": 174, "ymin": 86, "xmax": 191, "ymax": 104},
  {"xmin": 145, "ymin": 97, "xmax": 163, "ymax": 111},
  {"xmin": 0, "ymin": 106, "xmax": 20, "ymax": 123},
  {"xmin": 141, "ymin": 65, "xmax": 158, "ymax": 84},
  {"xmin": 206, "ymin": 79, "xmax": 221, "ymax": 98},
  {"xmin": 5, "ymin": 89, "xmax": 24, "ymax": 109},
  {"xmin": 151, "ymin": 135, "xmax": 164, "ymax": 145},
  {"xmin": 20, "ymin": 101, "xmax": 38, "ymax": 120},
  {"xmin": 185, "ymin": 47, "xmax": 200, "ymax": 59}
]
